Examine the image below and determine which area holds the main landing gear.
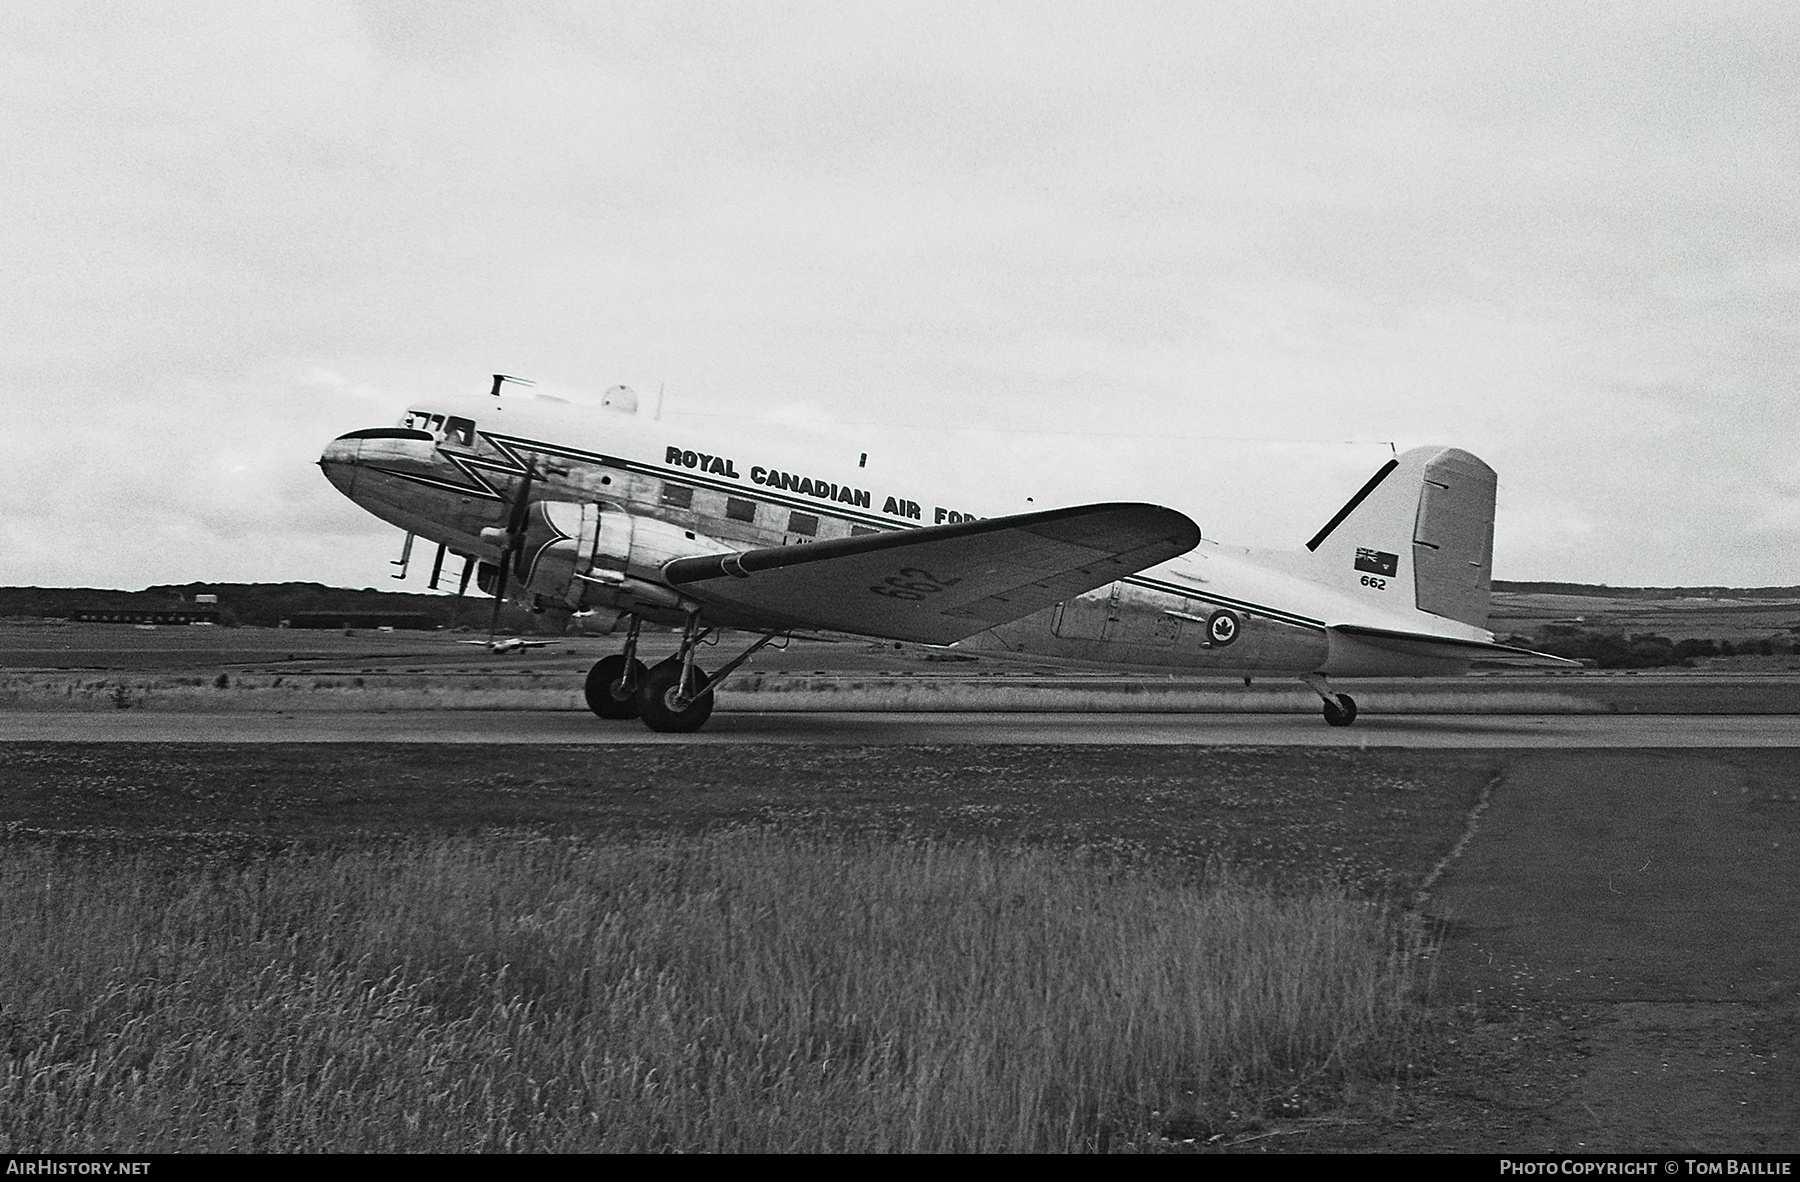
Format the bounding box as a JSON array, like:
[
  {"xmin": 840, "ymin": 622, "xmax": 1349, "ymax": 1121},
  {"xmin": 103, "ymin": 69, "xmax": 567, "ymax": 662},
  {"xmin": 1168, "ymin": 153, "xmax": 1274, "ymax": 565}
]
[
  {"xmin": 1302, "ymin": 673, "xmax": 1358, "ymax": 727},
  {"xmin": 583, "ymin": 616, "xmax": 647, "ymax": 719},
  {"xmin": 583, "ymin": 653, "xmax": 645, "ymax": 719},
  {"xmin": 583, "ymin": 612, "xmax": 780, "ymax": 733}
]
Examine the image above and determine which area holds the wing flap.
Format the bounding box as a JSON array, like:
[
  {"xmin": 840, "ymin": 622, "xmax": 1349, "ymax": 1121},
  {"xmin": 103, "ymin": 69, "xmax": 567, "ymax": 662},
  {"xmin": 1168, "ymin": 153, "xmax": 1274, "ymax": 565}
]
[{"xmin": 663, "ymin": 503, "xmax": 1200, "ymax": 644}]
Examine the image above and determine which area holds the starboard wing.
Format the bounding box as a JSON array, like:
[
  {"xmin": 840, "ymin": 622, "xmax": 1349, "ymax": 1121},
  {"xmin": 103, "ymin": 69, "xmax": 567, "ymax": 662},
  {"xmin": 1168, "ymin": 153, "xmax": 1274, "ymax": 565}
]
[{"xmin": 662, "ymin": 502, "xmax": 1201, "ymax": 644}]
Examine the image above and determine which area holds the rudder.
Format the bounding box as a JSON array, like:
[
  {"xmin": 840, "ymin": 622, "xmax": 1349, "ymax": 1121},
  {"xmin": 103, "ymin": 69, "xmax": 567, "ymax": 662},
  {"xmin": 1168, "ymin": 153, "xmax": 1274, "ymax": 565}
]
[{"xmin": 1411, "ymin": 448, "xmax": 1495, "ymax": 627}]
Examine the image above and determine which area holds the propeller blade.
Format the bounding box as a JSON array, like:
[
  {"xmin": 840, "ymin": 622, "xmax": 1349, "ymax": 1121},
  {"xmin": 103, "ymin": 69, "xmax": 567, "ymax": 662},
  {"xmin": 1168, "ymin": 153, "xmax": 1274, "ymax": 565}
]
[
  {"xmin": 506, "ymin": 464, "xmax": 534, "ymax": 538},
  {"xmin": 488, "ymin": 547, "xmax": 512, "ymax": 636},
  {"xmin": 487, "ymin": 461, "xmax": 538, "ymax": 641}
]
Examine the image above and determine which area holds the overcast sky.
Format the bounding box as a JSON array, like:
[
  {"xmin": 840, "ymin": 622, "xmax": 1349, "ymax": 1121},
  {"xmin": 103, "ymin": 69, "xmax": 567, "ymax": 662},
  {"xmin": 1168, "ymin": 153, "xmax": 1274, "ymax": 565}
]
[{"xmin": 4, "ymin": 1, "xmax": 1795, "ymax": 592}]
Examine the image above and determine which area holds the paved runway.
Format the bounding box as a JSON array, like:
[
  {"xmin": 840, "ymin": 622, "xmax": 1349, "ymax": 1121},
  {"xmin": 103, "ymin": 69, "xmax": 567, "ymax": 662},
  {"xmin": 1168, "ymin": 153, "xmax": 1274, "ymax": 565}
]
[
  {"xmin": 4, "ymin": 708, "xmax": 1795, "ymax": 746},
  {"xmin": 1426, "ymin": 749, "xmax": 1799, "ymax": 1151}
]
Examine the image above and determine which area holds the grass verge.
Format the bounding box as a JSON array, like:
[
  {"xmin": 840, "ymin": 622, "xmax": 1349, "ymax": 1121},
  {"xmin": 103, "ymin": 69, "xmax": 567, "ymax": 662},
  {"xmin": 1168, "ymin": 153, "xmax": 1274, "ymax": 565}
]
[{"xmin": 1, "ymin": 831, "xmax": 1432, "ymax": 1152}]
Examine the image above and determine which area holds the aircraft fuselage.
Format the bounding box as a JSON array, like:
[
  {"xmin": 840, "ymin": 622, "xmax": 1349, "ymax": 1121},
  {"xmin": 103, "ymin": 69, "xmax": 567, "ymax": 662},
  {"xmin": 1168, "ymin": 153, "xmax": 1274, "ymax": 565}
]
[{"xmin": 320, "ymin": 388, "xmax": 1492, "ymax": 685}]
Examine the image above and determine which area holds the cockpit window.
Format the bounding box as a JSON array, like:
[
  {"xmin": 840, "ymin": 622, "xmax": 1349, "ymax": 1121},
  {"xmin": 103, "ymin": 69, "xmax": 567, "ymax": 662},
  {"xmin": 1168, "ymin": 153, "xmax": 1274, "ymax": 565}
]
[{"xmin": 399, "ymin": 410, "xmax": 478, "ymax": 446}]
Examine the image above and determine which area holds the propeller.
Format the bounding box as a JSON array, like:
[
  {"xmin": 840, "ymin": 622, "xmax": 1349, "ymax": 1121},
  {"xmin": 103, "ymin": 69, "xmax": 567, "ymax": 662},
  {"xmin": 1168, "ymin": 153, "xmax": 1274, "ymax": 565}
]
[{"xmin": 485, "ymin": 460, "xmax": 538, "ymax": 639}]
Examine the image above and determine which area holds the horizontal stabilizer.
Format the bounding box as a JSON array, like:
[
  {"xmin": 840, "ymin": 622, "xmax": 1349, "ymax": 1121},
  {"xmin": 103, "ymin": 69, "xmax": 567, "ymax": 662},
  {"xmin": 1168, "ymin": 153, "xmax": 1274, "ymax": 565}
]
[{"xmin": 1331, "ymin": 624, "xmax": 1579, "ymax": 666}]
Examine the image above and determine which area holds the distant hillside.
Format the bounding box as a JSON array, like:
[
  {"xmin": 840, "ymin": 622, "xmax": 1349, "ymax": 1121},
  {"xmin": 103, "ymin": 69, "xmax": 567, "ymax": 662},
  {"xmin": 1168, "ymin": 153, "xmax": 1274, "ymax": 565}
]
[
  {"xmin": 6, "ymin": 580, "xmax": 1794, "ymax": 633},
  {"xmin": 1492, "ymin": 581, "xmax": 1800, "ymax": 600},
  {"xmin": 0, "ymin": 583, "xmax": 550, "ymax": 633}
]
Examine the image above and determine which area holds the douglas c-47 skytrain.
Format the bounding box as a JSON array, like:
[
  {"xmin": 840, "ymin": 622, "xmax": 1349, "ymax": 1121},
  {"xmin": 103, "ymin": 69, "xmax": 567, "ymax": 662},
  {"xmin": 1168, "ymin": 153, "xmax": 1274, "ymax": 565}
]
[{"xmin": 319, "ymin": 376, "xmax": 1563, "ymax": 732}]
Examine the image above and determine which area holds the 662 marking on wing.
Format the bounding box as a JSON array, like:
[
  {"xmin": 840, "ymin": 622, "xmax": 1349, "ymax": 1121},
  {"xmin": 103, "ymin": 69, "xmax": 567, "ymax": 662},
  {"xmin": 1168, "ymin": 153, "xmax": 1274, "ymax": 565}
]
[
  {"xmin": 1360, "ymin": 575, "xmax": 1387, "ymax": 590},
  {"xmin": 869, "ymin": 567, "xmax": 961, "ymax": 601}
]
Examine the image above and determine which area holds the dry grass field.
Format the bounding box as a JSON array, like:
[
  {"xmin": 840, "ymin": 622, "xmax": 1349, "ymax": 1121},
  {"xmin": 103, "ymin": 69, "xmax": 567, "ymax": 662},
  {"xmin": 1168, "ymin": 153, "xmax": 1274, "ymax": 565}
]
[
  {"xmin": 0, "ymin": 743, "xmax": 1491, "ymax": 1153},
  {"xmin": 0, "ymin": 832, "xmax": 1431, "ymax": 1152}
]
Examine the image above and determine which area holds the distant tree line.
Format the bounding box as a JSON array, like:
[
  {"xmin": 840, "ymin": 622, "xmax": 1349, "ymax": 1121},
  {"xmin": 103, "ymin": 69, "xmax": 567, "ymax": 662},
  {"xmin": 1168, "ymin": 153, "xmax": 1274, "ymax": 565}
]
[
  {"xmin": 6, "ymin": 583, "xmax": 1796, "ymax": 653},
  {"xmin": 1494, "ymin": 581, "xmax": 1800, "ymax": 600},
  {"xmin": 1523, "ymin": 624, "xmax": 1799, "ymax": 668},
  {"xmin": 0, "ymin": 583, "xmax": 552, "ymax": 633}
]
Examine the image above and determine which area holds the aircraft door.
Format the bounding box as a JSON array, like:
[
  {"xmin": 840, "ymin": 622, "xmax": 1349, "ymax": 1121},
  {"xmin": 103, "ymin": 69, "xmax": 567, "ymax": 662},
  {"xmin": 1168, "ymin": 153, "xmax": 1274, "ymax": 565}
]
[
  {"xmin": 1051, "ymin": 583, "xmax": 1185, "ymax": 647},
  {"xmin": 1102, "ymin": 583, "xmax": 1183, "ymax": 646},
  {"xmin": 1051, "ymin": 584, "xmax": 1122, "ymax": 640}
]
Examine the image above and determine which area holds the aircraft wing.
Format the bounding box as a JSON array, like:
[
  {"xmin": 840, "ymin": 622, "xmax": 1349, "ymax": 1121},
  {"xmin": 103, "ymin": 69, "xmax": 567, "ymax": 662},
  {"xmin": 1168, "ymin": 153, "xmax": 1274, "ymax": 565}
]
[{"xmin": 662, "ymin": 502, "xmax": 1201, "ymax": 644}]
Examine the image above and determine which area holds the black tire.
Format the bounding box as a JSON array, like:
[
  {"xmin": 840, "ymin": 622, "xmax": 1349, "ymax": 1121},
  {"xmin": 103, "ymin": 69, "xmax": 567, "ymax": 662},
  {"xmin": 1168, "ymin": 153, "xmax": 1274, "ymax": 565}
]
[
  {"xmin": 1323, "ymin": 693, "xmax": 1358, "ymax": 727},
  {"xmin": 636, "ymin": 658, "xmax": 714, "ymax": 733},
  {"xmin": 584, "ymin": 655, "xmax": 646, "ymax": 719}
]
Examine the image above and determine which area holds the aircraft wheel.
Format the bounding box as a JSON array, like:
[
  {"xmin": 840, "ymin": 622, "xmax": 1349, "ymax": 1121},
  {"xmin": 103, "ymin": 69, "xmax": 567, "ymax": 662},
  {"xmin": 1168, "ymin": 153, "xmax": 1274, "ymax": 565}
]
[
  {"xmin": 1323, "ymin": 693, "xmax": 1358, "ymax": 727},
  {"xmin": 636, "ymin": 659, "xmax": 714, "ymax": 733},
  {"xmin": 584, "ymin": 655, "xmax": 646, "ymax": 719}
]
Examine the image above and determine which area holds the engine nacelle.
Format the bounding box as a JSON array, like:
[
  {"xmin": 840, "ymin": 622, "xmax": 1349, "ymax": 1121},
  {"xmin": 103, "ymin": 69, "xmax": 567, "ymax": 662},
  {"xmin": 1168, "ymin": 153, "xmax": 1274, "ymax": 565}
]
[{"xmin": 513, "ymin": 501, "xmax": 733, "ymax": 619}]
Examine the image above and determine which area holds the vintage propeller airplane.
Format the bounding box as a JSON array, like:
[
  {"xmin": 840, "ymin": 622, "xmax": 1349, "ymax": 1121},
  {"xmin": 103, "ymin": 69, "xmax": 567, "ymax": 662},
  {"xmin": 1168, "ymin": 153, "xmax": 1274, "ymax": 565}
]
[
  {"xmin": 458, "ymin": 636, "xmax": 558, "ymax": 654},
  {"xmin": 319, "ymin": 376, "xmax": 1556, "ymax": 732}
]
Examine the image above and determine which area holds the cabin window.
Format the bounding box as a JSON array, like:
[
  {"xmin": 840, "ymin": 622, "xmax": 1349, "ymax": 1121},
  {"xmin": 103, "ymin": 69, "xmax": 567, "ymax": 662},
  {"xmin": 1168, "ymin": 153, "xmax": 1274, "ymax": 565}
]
[
  {"xmin": 850, "ymin": 526, "xmax": 879, "ymax": 537},
  {"xmin": 787, "ymin": 511, "xmax": 818, "ymax": 537},
  {"xmin": 445, "ymin": 416, "xmax": 475, "ymax": 446},
  {"xmin": 662, "ymin": 483, "xmax": 694, "ymax": 510},
  {"xmin": 726, "ymin": 497, "xmax": 756, "ymax": 523}
]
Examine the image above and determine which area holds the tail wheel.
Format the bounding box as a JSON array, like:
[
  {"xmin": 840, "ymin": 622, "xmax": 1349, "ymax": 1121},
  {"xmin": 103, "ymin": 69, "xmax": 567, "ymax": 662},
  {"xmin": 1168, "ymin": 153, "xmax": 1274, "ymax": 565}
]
[
  {"xmin": 1323, "ymin": 693, "xmax": 1358, "ymax": 727},
  {"xmin": 584, "ymin": 655, "xmax": 646, "ymax": 720},
  {"xmin": 636, "ymin": 658, "xmax": 714, "ymax": 733}
]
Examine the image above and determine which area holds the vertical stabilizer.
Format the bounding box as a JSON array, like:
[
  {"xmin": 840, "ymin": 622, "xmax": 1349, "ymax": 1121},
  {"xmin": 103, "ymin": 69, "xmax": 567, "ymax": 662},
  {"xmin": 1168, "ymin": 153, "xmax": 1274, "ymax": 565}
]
[
  {"xmin": 1304, "ymin": 446, "xmax": 1496, "ymax": 628},
  {"xmin": 1410, "ymin": 449, "xmax": 1495, "ymax": 627}
]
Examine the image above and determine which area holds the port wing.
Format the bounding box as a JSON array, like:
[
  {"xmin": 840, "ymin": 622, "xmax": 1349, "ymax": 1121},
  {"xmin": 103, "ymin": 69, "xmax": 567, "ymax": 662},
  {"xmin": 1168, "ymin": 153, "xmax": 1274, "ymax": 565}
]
[{"xmin": 662, "ymin": 502, "xmax": 1201, "ymax": 644}]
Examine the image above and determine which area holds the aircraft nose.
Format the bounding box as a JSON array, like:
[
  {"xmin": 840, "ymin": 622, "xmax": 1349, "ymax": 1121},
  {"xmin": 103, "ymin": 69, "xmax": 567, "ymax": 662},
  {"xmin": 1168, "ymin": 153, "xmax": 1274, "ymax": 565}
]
[
  {"xmin": 320, "ymin": 426, "xmax": 445, "ymax": 507},
  {"xmin": 319, "ymin": 426, "xmax": 440, "ymax": 500},
  {"xmin": 319, "ymin": 434, "xmax": 362, "ymax": 497}
]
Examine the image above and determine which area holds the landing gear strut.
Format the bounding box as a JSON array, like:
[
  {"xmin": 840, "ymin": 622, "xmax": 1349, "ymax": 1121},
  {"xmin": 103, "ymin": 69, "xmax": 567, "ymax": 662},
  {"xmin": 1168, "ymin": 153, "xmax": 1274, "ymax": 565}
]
[
  {"xmin": 1303, "ymin": 673, "xmax": 1358, "ymax": 727},
  {"xmin": 583, "ymin": 617, "xmax": 645, "ymax": 719},
  {"xmin": 590, "ymin": 610, "xmax": 781, "ymax": 733}
]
